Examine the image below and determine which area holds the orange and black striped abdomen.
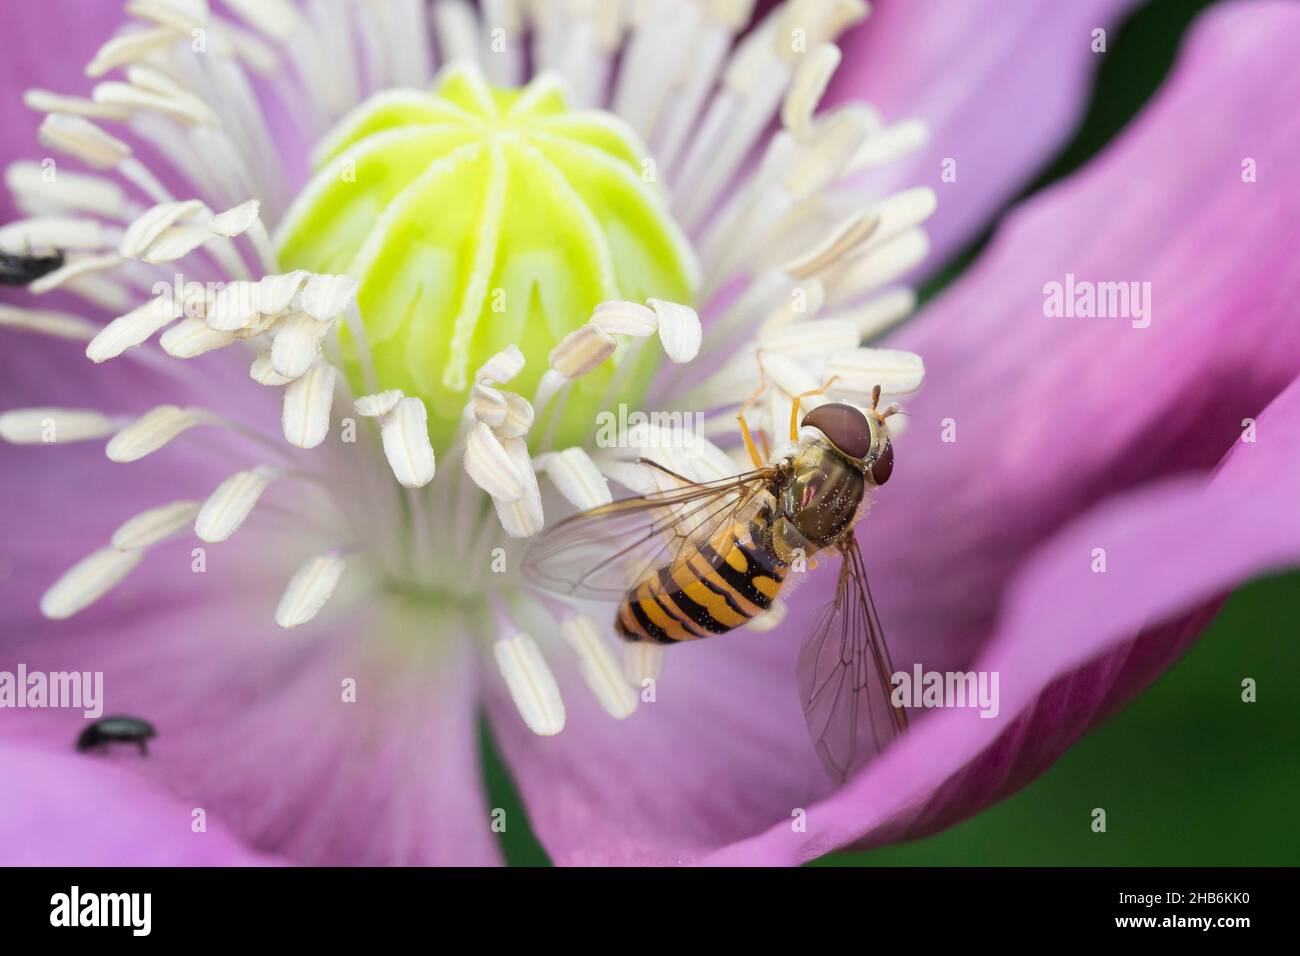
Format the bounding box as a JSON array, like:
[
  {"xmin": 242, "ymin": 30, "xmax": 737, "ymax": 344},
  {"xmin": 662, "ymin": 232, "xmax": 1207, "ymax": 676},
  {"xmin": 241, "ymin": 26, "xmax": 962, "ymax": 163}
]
[{"xmin": 614, "ymin": 520, "xmax": 787, "ymax": 643}]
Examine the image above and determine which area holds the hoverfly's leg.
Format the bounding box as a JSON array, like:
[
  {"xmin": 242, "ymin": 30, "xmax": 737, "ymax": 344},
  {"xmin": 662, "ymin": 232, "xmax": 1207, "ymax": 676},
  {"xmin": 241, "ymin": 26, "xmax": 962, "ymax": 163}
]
[
  {"xmin": 737, "ymin": 358, "xmax": 769, "ymax": 469},
  {"xmin": 637, "ymin": 457, "xmax": 697, "ymax": 487},
  {"xmin": 788, "ymin": 375, "xmax": 841, "ymax": 443}
]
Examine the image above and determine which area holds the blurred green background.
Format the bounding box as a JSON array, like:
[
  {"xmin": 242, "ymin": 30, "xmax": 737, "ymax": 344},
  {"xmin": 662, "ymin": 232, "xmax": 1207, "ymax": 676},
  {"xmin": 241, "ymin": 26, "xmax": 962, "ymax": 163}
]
[{"xmin": 483, "ymin": 0, "xmax": 1300, "ymax": 866}]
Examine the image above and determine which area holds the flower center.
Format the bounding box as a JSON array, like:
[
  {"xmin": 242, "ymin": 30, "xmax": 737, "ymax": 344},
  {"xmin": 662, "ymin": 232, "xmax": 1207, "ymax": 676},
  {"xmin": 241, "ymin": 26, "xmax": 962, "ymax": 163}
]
[{"xmin": 275, "ymin": 64, "xmax": 698, "ymax": 452}]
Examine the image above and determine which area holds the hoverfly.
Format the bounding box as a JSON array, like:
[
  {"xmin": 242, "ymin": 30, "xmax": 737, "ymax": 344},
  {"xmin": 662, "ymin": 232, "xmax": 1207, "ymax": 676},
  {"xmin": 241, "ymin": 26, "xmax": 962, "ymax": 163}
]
[
  {"xmin": 525, "ymin": 382, "xmax": 907, "ymax": 782},
  {"xmin": 0, "ymin": 248, "xmax": 64, "ymax": 286}
]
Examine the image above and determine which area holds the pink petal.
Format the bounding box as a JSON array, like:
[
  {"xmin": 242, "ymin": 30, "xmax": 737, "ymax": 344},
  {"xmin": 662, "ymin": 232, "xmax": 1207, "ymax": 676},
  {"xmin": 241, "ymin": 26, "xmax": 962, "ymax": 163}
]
[
  {"xmin": 0, "ymin": 741, "xmax": 278, "ymax": 865},
  {"xmin": 832, "ymin": 0, "xmax": 1141, "ymax": 266},
  {"xmin": 495, "ymin": 0, "xmax": 1300, "ymax": 865}
]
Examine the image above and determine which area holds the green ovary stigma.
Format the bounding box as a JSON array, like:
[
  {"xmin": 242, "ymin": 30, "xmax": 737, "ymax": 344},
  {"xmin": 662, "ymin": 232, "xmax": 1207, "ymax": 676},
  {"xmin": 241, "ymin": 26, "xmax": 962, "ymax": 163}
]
[{"xmin": 275, "ymin": 65, "xmax": 699, "ymax": 452}]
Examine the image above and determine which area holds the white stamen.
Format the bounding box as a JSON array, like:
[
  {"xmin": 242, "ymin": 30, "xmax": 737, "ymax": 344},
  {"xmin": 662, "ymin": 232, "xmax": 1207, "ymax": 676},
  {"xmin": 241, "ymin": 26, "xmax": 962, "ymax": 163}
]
[
  {"xmin": 5, "ymin": 161, "xmax": 129, "ymax": 220},
  {"xmin": 464, "ymin": 421, "xmax": 525, "ymax": 501},
  {"xmin": 140, "ymin": 223, "xmax": 216, "ymax": 263},
  {"xmin": 250, "ymin": 350, "xmax": 296, "ymax": 386},
  {"xmin": 38, "ymin": 114, "xmax": 132, "ymax": 169},
  {"xmin": 298, "ymin": 273, "xmax": 358, "ymax": 320},
  {"xmin": 195, "ymin": 465, "xmax": 281, "ymax": 542},
  {"xmin": 86, "ymin": 295, "xmax": 183, "ymax": 362},
  {"xmin": 40, "ymin": 547, "xmax": 144, "ymax": 620},
  {"xmin": 275, "ymin": 551, "xmax": 347, "ymax": 628},
  {"xmin": 491, "ymin": 436, "xmax": 544, "ymax": 538},
  {"xmin": 106, "ymin": 404, "xmax": 205, "ymax": 462},
  {"xmin": 836, "ymin": 287, "xmax": 916, "ymax": 341},
  {"xmin": 223, "ymin": 0, "xmax": 301, "ymax": 39},
  {"xmin": 23, "ymin": 89, "xmax": 131, "ymax": 122},
  {"xmin": 823, "ymin": 228, "xmax": 931, "ymax": 307},
  {"xmin": 92, "ymin": 80, "xmax": 220, "ymax": 128},
  {"xmin": 0, "ymin": 304, "xmax": 99, "ymax": 342},
  {"xmin": 355, "ymin": 389, "xmax": 403, "ymax": 418},
  {"xmin": 205, "ymin": 280, "xmax": 264, "ymax": 332},
  {"xmin": 0, "ymin": 216, "xmax": 112, "ymax": 254},
  {"xmin": 159, "ymin": 317, "xmax": 236, "ymax": 358},
  {"xmin": 0, "ymin": 408, "xmax": 117, "ymax": 444},
  {"xmin": 549, "ymin": 321, "xmax": 617, "ymax": 378},
  {"xmin": 649, "ymin": 298, "xmax": 702, "ymax": 362},
  {"xmin": 255, "ymin": 271, "xmax": 311, "ymax": 314},
  {"xmin": 591, "ymin": 299, "xmax": 657, "ymax": 337},
  {"xmin": 28, "ymin": 253, "xmax": 124, "ymax": 294},
  {"xmin": 119, "ymin": 200, "xmax": 205, "ymax": 258},
  {"xmin": 281, "ymin": 362, "xmax": 336, "ymax": 448},
  {"xmin": 757, "ymin": 318, "xmax": 860, "ymax": 360},
  {"xmin": 848, "ymin": 119, "xmax": 929, "ymax": 172},
  {"xmin": 110, "ymin": 500, "xmax": 201, "ymax": 550},
  {"xmin": 781, "ymin": 209, "xmax": 878, "ymax": 278},
  {"xmin": 494, "ymin": 633, "xmax": 566, "ymax": 736},
  {"xmin": 827, "ymin": 348, "xmax": 927, "ymax": 396},
  {"xmin": 470, "ymin": 384, "xmax": 508, "ymax": 428},
  {"xmin": 271, "ymin": 311, "xmax": 327, "ymax": 378},
  {"xmin": 494, "ymin": 393, "xmax": 534, "ymax": 439},
  {"xmin": 474, "ymin": 343, "xmax": 525, "ymax": 386},
  {"xmin": 535, "ymin": 447, "xmax": 612, "ymax": 511},
  {"xmin": 126, "ymin": 0, "xmax": 210, "ymax": 33},
  {"xmin": 86, "ymin": 25, "xmax": 183, "ymax": 77},
  {"xmin": 862, "ymin": 187, "xmax": 939, "ymax": 250},
  {"xmin": 781, "ymin": 43, "xmax": 840, "ymax": 141},
  {"xmin": 209, "ymin": 198, "xmax": 261, "ymax": 237},
  {"xmin": 379, "ymin": 397, "xmax": 437, "ymax": 488},
  {"xmin": 562, "ymin": 615, "xmax": 638, "ymax": 719}
]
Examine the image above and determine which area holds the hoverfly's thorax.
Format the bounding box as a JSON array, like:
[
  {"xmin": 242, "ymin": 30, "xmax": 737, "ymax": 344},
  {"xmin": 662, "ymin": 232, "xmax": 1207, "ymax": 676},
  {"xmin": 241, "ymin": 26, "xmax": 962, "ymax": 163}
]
[{"xmin": 779, "ymin": 444, "xmax": 866, "ymax": 550}]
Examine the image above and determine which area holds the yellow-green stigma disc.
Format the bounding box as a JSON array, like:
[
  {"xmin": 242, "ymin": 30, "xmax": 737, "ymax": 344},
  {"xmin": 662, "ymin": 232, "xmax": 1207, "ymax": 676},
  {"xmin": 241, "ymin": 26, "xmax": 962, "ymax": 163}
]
[{"xmin": 275, "ymin": 65, "xmax": 698, "ymax": 451}]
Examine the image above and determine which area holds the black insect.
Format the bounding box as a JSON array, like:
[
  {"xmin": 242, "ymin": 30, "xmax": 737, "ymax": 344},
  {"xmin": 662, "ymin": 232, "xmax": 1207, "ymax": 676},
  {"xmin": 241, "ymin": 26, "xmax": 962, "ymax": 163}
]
[
  {"xmin": 76, "ymin": 715, "xmax": 157, "ymax": 756},
  {"xmin": 0, "ymin": 249, "xmax": 64, "ymax": 286}
]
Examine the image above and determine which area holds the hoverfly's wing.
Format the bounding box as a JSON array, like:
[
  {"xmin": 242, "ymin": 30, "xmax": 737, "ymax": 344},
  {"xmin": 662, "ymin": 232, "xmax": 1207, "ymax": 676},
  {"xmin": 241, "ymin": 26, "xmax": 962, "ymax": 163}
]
[
  {"xmin": 523, "ymin": 463, "xmax": 778, "ymax": 601},
  {"xmin": 796, "ymin": 534, "xmax": 907, "ymax": 783}
]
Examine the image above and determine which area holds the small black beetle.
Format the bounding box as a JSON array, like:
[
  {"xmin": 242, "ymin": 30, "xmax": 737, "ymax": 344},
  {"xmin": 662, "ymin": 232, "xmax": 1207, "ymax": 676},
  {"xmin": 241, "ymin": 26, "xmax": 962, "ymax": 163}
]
[
  {"xmin": 0, "ymin": 249, "xmax": 64, "ymax": 286},
  {"xmin": 76, "ymin": 715, "xmax": 157, "ymax": 755}
]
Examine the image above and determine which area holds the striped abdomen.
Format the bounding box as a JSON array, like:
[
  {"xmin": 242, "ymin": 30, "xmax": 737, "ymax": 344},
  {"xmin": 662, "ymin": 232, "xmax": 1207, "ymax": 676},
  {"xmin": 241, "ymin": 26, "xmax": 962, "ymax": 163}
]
[{"xmin": 614, "ymin": 519, "xmax": 787, "ymax": 643}]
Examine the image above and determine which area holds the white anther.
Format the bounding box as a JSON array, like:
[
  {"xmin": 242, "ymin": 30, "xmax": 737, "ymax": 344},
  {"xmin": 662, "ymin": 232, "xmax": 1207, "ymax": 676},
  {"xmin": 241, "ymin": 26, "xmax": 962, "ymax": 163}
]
[
  {"xmin": 275, "ymin": 552, "xmax": 347, "ymax": 628},
  {"xmin": 195, "ymin": 466, "xmax": 281, "ymax": 542},
  {"xmin": 106, "ymin": 405, "xmax": 204, "ymax": 462},
  {"xmin": 592, "ymin": 300, "xmax": 657, "ymax": 337},
  {"xmin": 549, "ymin": 322, "xmax": 617, "ymax": 378},
  {"xmin": 159, "ymin": 317, "xmax": 235, "ymax": 358},
  {"xmin": 494, "ymin": 634, "xmax": 566, "ymax": 736},
  {"xmin": 535, "ymin": 447, "xmax": 612, "ymax": 511},
  {"xmin": 355, "ymin": 389, "xmax": 403, "ymax": 418},
  {"xmin": 40, "ymin": 547, "xmax": 144, "ymax": 620},
  {"xmin": 281, "ymin": 363, "xmax": 336, "ymax": 448},
  {"xmin": 649, "ymin": 298, "xmax": 702, "ymax": 363},
  {"xmin": 0, "ymin": 407, "xmax": 117, "ymax": 444},
  {"xmin": 563, "ymin": 616, "xmax": 638, "ymax": 719},
  {"xmin": 87, "ymin": 295, "xmax": 184, "ymax": 362},
  {"xmin": 379, "ymin": 397, "xmax": 437, "ymax": 488},
  {"xmin": 110, "ymin": 500, "xmax": 201, "ymax": 550}
]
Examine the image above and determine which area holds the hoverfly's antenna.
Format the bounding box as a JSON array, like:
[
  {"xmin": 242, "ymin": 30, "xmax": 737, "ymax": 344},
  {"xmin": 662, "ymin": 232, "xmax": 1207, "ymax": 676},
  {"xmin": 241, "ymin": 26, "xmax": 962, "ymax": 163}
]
[{"xmin": 869, "ymin": 384, "xmax": 900, "ymax": 422}]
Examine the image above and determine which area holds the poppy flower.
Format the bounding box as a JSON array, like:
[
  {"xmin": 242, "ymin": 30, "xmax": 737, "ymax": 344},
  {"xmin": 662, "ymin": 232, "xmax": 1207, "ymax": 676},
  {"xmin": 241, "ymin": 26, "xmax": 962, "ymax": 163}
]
[{"xmin": 1, "ymin": 0, "xmax": 1296, "ymax": 866}]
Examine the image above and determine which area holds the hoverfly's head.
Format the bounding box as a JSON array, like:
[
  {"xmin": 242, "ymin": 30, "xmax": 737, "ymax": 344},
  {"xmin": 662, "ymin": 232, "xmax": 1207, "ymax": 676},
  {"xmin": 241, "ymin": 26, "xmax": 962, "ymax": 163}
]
[{"xmin": 800, "ymin": 385, "xmax": 897, "ymax": 486}]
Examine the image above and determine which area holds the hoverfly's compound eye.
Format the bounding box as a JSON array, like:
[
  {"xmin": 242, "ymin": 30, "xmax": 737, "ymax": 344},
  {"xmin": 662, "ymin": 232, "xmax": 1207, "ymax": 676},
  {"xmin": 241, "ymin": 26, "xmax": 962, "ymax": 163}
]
[
  {"xmin": 870, "ymin": 439, "xmax": 894, "ymax": 485},
  {"xmin": 800, "ymin": 403, "xmax": 873, "ymax": 460}
]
